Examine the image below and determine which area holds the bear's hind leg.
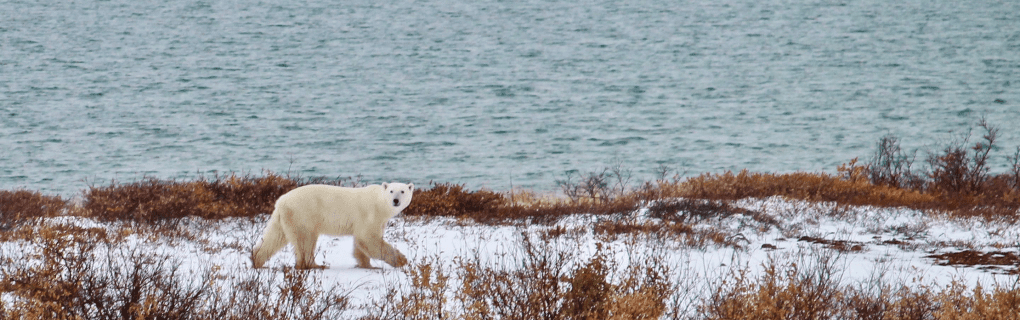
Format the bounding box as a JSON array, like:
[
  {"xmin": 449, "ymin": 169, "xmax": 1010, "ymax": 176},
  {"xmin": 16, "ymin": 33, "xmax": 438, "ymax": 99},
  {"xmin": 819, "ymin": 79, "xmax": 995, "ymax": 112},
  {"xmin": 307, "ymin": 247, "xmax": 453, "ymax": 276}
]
[
  {"xmin": 291, "ymin": 231, "xmax": 326, "ymax": 269},
  {"xmin": 252, "ymin": 216, "xmax": 288, "ymax": 268}
]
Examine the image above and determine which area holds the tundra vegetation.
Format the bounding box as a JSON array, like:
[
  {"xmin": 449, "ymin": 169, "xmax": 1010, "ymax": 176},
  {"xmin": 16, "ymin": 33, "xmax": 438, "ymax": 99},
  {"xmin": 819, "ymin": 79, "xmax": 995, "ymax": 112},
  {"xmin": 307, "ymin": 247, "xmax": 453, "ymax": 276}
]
[{"xmin": 1, "ymin": 120, "xmax": 1019, "ymax": 319}]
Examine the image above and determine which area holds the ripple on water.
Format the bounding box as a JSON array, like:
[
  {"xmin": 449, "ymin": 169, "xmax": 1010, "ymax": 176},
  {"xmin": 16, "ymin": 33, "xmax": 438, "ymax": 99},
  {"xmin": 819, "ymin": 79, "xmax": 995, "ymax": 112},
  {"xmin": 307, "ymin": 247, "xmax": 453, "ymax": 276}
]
[{"xmin": 2, "ymin": 0, "xmax": 1019, "ymax": 195}]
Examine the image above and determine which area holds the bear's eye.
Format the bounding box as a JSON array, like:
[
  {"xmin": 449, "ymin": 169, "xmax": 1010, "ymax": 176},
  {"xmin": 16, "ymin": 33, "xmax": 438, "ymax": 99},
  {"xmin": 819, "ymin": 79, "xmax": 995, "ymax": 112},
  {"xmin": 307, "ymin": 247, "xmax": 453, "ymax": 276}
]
[
  {"xmin": 390, "ymin": 191, "xmax": 393, "ymax": 193},
  {"xmin": 400, "ymin": 191, "xmax": 404, "ymax": 194}
]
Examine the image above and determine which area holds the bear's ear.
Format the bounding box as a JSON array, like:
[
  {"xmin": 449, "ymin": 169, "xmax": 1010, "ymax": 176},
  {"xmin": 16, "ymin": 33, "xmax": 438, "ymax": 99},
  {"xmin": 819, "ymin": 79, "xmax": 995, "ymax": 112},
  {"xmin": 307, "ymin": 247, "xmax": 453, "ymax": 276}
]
[
  {"xmin": 382, "ymin": 182, "xmax": 389, "ymax": 190},
  {"xmin": 408, "ymin": 183, "xmax": 414, "ymax": 191}
]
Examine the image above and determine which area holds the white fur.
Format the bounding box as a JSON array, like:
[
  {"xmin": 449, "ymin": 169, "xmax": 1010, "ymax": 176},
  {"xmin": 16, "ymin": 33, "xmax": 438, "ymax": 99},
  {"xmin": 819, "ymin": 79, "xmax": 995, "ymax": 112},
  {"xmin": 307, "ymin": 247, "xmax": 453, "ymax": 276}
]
[{"xmin": 251, "ymin": 182, "xmax": 414, "ymax": 269}]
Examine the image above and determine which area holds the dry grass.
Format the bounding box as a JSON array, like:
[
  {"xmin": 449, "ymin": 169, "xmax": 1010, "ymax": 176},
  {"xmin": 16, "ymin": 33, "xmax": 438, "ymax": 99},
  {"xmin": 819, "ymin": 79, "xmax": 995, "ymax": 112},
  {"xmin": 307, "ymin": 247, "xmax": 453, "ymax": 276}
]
[
  {"xmin": 362, "ymin": 235, "xmax": 677, "ymax": 320},
  {"xmin": 0, "ymin": 220, "xmax": 352, "ymax": 319},
  {"xmin": 403, "ymin": 182, "xmax": 640, "ymax": 224},
  {"xmin": 2, "ymin": 120, "xmax": 1020, "ymax": 318},
  {"xmin": 0, "ymin": 190, "xmax": 66, "ymax": 234},
  {"xmin": 27, "ymin": 121, "xmax": 1020, "ymax": 226},
  {"xmin": 3, "ymin": 180, "xmax": 1020, "ymax": 318},
  {"xmin": 78, "ymin": 172, "xmax": 301, "ymax": 224},
  {"xmin": 354, "ymin": 236, "xmax": 1020, "ymax": 320},
  {"xmin": 702, "ymin": 252, "xmax": 1020, "ymax": 320},
  {"xmin": 653, "ymin": 167, "xmax": 938, "ymax": 211}
]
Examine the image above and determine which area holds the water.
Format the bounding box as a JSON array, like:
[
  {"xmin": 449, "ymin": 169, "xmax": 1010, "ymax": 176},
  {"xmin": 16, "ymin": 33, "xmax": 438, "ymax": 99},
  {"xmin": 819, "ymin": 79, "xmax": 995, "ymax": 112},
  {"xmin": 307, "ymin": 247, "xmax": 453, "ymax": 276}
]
[{"xmin": 2, "ymin": 0, "xmax": 1018, "ymax": 196}]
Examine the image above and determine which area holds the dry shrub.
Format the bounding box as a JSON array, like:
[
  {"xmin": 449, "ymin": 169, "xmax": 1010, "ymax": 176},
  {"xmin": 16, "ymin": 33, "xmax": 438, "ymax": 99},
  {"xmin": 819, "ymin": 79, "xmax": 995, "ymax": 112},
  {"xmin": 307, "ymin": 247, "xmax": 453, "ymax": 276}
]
[
  {"xmin": 702, "ymin": 253, "xmax": 845, "ymax": 320},
  {"xmin": 557, "ymin": 164, "xmax": 632, "ymax": 204},
  {"xmin": 404, "ymin": 182, "xmax": 641, "ymax": 224},
  {"xmin": 866, "ymin": 285, "xmax": 938, "ymax": 320},
  {"xmin": 647, "ymin": 198, "xmax": 740, "ymax": 223},
  {"xmin": 361, "ymin": 257, "xmax": 450, "ymax": 320},
  {"xmin": 0, "ymin": 190, "xmax": 66, "ymax": 232},
  {"xmin": 844, "ymin": 280, "xmax": 1020, "ymax": 320},
  {"xmin": 457, "ymin": 237, "xmax": 674, "ymax": 320},
  {"xmin": 402, "ymin": 183, "xmax": 504, "ymax": 218},
  {"xmin": 933, "ymin": 281, "xmax": 1020, "ymax": 319},
  {"xmin": 658, "ymin": 169, "xmax": 936, "ymax": 210},
  {"xmin": 863, "ymin": 119, "xmax": 1020, "ymax": 218},
  {"xmin": 648, "ymin": 198, "xmax": 780, "ymax": 228},
  {"xmin": 79, "ymin": 172, "xmax": 298, "ymax": 224},
  {"xmin": 453, "ymin": 234, "xmax": 572, "ymax": 320},
  {"xmin": 926, "ymin": 118, "xmax": 997, "ymax": 196},
  {"xmin": 638, "ymin": 120, "xmax": 1020, "ymax": 220},
  {"xmin": 0, "ymin": 221, "xmax": 352, "ymax": 319},
  {"xmin": 76, "ymin": 172, "xmax": 362, "ymax": 224},
  {"xmin": 867, "ymin": 135, "xmax": 924, "ymax": 190},
  {"xmin": 592, "ymin": 220, "xmax": 736, "ymax": 249},
  {"xmin": 704, "ymin": 251, "xmax": 1020, "ymax": 320},
  {"xmin": 366, "ymin": 236, "xmax": 675, "ymax": 320}
]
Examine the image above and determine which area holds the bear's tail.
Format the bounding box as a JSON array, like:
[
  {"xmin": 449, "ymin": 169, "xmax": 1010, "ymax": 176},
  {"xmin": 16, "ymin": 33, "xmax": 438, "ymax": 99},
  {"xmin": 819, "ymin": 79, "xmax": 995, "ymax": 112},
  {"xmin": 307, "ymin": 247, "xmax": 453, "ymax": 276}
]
[{"xmin": 251, "ymin": 208, "xmax": 287, "ymax": 268}]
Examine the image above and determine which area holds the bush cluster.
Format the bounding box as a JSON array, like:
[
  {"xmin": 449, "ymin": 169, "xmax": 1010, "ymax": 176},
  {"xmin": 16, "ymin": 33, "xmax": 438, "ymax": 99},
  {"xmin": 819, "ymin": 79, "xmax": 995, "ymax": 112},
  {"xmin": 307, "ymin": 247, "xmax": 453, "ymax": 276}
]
[
  {"xmin": 79, "ymin": 172, "xmax": 300, "ymax": 224},
  {"xmin": 75, "ymin": 172, "xmax": 366, "ymax": 225},
  {"xmin": 0, "ymin": 190, "xmax": 66, "ymax": 232},
  {"xmin": 3, "ymin": 120, "xmax": 1020, "ymax": 318},
  {"xmin": 703, "ymin": 254, "xmax": 1020, "ymax": 320},
  {"xmin": 363, "ymin": 236, "xmax": 678, "ymax": 320},
  {"xmin": 0, "ymin": 221, "xmax": 351, "ymax": 319},
  {"xmin": 859, "ymin": 119, "xmax": 1020, "ymax": 218},
  {"xmin": 403, "ymin": 182, "xmax": 640, "ymax": 224}
]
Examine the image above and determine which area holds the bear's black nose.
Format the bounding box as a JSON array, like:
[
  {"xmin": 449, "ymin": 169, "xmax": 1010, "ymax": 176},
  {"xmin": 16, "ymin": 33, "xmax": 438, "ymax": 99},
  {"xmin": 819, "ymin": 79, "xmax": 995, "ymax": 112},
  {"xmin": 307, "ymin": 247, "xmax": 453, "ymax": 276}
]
[{"xmin": 393, "ymin": 199, "xmax": 400, "ymax": 206}]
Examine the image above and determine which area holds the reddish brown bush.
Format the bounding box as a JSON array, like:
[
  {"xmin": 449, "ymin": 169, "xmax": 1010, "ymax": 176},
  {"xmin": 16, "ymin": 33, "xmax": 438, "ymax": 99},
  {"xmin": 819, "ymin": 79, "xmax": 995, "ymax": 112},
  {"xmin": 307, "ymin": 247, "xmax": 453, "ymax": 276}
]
[
  {"xmin": 402, "ymin": 183, "xmax": 504, "ymax": 218},
  {"xmin": 652, "ymin": 169, "xmax": 937, "ymax": 210},
  {"xmin": 0, "ymin": 221, "xmax": 352, "ymax": 319},
  {"xmin": 363, "ymin": 237, "xmax": 674, "ymax": 320},
  {"xmin": 0, "ymin": 190, "xmax": 66, "ymax": 232},
  {"xmin": 703, "ymin": 254, "xmax": 1020, "ymax": 320},
  {"xmin": 76, "ymin": 172, "xmax": 359, "ymax": 224},
  {"xmin": 404, "ymin": 182, "xmax": 640, "ymax": 224}
]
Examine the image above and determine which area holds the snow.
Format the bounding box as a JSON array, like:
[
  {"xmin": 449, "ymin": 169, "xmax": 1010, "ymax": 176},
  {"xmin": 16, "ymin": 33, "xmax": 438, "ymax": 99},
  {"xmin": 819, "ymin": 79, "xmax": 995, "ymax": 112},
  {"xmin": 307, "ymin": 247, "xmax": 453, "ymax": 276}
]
[{"xmin": 3, "ymin": 197, "xmax": 1018, "ymax": 316}]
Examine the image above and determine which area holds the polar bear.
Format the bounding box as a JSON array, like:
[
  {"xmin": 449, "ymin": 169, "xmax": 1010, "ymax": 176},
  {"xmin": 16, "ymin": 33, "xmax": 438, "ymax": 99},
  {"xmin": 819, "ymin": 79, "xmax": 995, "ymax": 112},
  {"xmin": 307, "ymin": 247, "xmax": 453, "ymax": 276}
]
[{"xmin": 251, "ymin": 182, "xmax": 413, "ymax": 269}]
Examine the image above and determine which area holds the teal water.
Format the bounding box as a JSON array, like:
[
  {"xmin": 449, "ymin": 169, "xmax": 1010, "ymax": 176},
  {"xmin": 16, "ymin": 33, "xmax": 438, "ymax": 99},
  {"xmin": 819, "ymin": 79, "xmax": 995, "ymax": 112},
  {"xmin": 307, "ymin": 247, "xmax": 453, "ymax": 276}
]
[{"xmin": 2, "ymin": 0, "xmax": 1018, "ymax": 195}]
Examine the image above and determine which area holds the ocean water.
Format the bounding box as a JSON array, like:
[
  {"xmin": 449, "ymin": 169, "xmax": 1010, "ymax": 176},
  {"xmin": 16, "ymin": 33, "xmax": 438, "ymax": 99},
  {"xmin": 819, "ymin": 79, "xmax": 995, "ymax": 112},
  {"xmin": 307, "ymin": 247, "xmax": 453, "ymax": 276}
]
[{"xmin": 2, "ymin": 0, "xmax": 1018, "ymax": 196}]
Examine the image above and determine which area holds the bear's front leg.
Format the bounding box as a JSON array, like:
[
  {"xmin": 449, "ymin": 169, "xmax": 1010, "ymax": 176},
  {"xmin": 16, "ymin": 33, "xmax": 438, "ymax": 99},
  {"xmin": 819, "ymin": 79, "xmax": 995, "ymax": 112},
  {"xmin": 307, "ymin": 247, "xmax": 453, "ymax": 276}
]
[
  {"xmin": 353, "ymin": 243, "xmax": 376, "ymax": 269},
  {"xmin": 384, "ymin": 249, "xmax": 408, "ymax": 268},
  {"xmin": 355, "ymin": 236, "xmax": 407, "ymax": 268}
]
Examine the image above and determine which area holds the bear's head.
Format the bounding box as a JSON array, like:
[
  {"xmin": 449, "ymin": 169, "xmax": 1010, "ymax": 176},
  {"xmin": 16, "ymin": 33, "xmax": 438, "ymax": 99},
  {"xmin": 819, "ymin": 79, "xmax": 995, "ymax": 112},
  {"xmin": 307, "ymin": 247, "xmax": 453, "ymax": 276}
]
[{"xmin": 381, "ymin": 182, "xmax": 414, "ymax": 212}]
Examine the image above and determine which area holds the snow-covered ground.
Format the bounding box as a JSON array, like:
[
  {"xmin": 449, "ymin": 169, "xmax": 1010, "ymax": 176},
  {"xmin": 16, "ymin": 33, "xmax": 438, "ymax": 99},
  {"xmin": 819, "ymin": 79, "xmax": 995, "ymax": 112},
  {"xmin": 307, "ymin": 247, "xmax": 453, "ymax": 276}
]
[{"xmin": 3, "ymin": 197, "xmax": 1018, "ymax": 316}]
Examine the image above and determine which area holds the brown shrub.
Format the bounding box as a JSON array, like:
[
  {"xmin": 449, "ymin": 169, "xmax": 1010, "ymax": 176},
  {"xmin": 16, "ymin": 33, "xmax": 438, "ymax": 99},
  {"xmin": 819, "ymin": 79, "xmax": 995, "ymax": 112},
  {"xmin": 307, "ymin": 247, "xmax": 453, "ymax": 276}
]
[
  {"xmin": 636, "ymin": 120, "xmax": 1020, "ymax": 220},
  {"xmin": 862, "ymin": 119, "xmax": 1020, "ymax": 218},
  {"xmin": 381, "ymin": 257, "xmax": 450, "ymax": 320},
  {"xmin": 655, "ymin": 169, "xmax": 937, "ymax": 210},
  {"xmin": 0, "ymin": 221, "xmax": 352, "ymax": 319},
  {"xmin": 402, "ymin": 183, "xmax": 503, "ymax": 218},
  {"xmin": 702, "ymin": 254, "xmax": 845, "ymax": 320},
  {"xmin": 404, "ymin": 182, "xmax": 641, "ymax": 224},
  {"xmin": 80, "ymin": 175, "xmax": 278, "ymax": 224},
  {"xmin": 703, "ymin": 252, "xmax": 1020, "ymax": 320},
  {"xmin": 76, "ymin": 172, "xmax": 357, "ymax": 224},
  {"xmin": 926, "ymin": 118, "xmax": 997, "ymax": 196},
  {"xmin": 0, "ymin": 190, "xmax": 66, "ymax": 231},
  {"xmin": 562, "ymin": 244, "xmax": 613, "ymax": 319},
  {"xmin": 933, "ymin": 281, "xmax": 1020, "ymax": 319},
  {"xmin": 592, "ymin": 219, "xmax": 736, "ymax": 249},
  {"xmin": 364, "ymin": 235, "xmax": 675, "ymax": 320},
  {"xmin": 867, "ymin": 136, "xmax": 923, "ymax": 190}
]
